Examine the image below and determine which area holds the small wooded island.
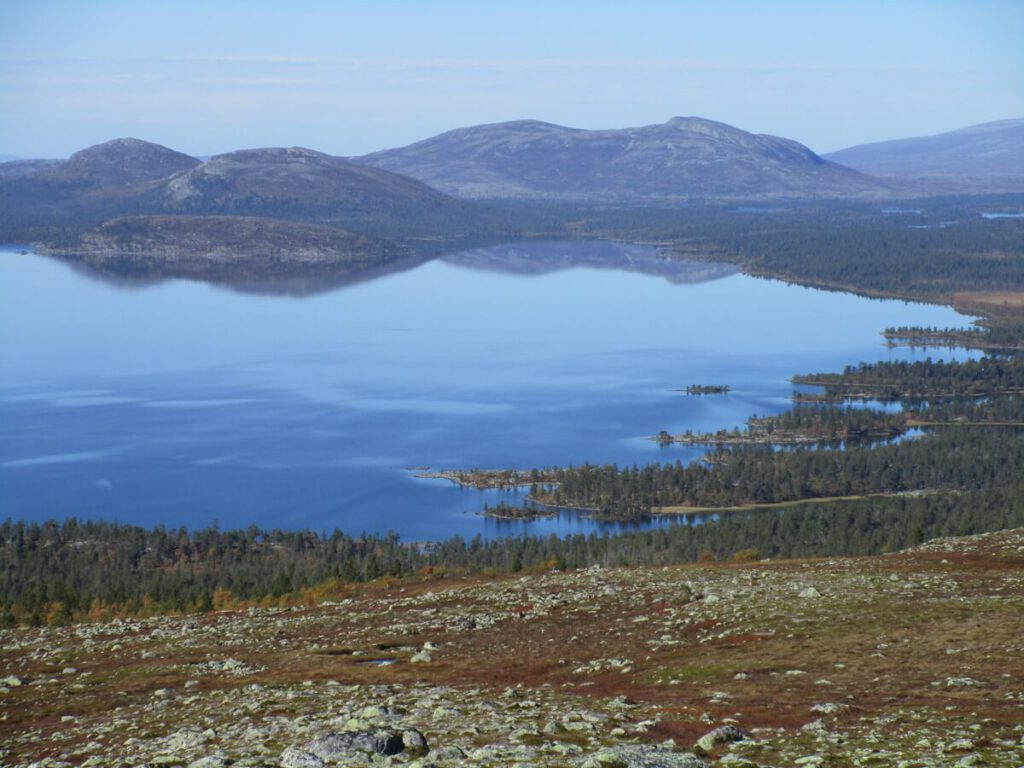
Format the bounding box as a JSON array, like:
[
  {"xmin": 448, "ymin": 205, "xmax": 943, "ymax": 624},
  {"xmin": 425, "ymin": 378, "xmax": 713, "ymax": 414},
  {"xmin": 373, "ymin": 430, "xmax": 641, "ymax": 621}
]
[
  {"xmin": 678, "ymin": 384, "xmax": 731, "ymax": 395},
  {"xmin": 481, "ymin": 502, "xmax": 555, "ymax": 521}
]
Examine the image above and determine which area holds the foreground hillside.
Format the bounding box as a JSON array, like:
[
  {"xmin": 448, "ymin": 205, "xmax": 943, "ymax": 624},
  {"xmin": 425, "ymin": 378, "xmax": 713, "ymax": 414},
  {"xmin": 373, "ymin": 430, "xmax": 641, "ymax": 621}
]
[{"xmin": 2, "ymin": 529, "xmax": 1022, "ymax": 767}]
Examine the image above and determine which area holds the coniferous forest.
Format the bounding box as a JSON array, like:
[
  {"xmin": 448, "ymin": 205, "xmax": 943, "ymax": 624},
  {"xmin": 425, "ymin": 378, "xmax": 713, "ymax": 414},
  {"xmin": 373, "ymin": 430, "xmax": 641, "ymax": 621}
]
[{"xmin": 4, "ymin": 334, "xmax": 1023, "ymax": 625}]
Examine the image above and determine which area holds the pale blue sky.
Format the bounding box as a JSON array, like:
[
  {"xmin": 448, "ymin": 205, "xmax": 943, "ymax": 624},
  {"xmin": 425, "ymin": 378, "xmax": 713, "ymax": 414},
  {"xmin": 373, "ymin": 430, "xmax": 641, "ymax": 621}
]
[{"xmin": 1, "ymin": 0, "xmax": 1021, "ymax": 158}]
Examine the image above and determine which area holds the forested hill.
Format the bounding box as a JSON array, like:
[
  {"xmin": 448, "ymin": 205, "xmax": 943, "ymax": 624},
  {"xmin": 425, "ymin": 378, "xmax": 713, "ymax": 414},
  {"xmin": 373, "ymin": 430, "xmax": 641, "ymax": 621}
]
[{"xmin": 544, "ymin": 197, "xmax": 1024, "ymax": 308}]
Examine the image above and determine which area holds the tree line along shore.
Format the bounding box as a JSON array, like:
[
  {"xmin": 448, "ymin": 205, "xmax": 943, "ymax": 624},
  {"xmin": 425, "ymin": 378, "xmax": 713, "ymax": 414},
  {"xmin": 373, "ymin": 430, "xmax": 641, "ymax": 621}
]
[{"xmin": 4, "ymin": 316, "xmax": 1023, "ymax": 625}]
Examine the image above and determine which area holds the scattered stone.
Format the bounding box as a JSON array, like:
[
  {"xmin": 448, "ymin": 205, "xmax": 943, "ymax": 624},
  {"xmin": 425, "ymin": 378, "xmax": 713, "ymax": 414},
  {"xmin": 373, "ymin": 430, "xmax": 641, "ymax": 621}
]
[
  {"xmin": 581, "ymin": 745, "xmax": 709, "ymax": 768},
  {"xmin": 810, "ymin": 702, "xmax": 847, "ymax": 715},
  {"xmin": 187, "ymin": 757, "xmax": 229, "ymax": 768},
  {"xmin": 279, "ymin": 746, "xmax": 325, "ymax": 768},
  {"xmin": 717, "ymin": 757, "xmax": 758, "ymax": 767},
  {"xmin": 402, "ymin": 727, "xmax": 430, "ymax": 757},
  {"xmin": 431, "ymin": 745, "xmax": 466, "ymax": 761},
  {"xmin": 694, "ymin": 725, "xmax": 747, "ymax": 753},
  {"xmin": 3, "ymin": 528, "xmax": 1023, "ymax": 768},
  {"xmin": 306, "ymin": 729, "xmax": 406, "ymax": 759},
  {"xmin": 956, "ymin": 754, "xmax": 984, "ymax": 767},
  {"xmin": 945, "ymin": 677, "xmax": 984, "ymax": 688},
  {"xmin": 945, "ymin": 738, "xmax": 976, "ymax": 752}
]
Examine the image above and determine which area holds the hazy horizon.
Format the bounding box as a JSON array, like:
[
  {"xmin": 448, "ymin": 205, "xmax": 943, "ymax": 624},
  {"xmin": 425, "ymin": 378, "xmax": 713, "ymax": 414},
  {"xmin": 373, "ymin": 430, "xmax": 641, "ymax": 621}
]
[
  {"xmin": 1, "ymin": 0, "xmax": 1022, "ymax": 159},
  {"xmin": 2, "ymin": 114, "xmax": 1024, "ymax": 163}
]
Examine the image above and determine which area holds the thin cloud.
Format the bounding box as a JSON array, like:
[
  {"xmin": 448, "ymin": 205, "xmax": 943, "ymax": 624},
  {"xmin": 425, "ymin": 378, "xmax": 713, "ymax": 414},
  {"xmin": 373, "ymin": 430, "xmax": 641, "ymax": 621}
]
[
  {"xmin": 202, "ymin": 77, "xmax": 327, "ymax": 86},
  {"xmin": 0, "ymin": 54, "xmax": 996, "ymax": 74}
]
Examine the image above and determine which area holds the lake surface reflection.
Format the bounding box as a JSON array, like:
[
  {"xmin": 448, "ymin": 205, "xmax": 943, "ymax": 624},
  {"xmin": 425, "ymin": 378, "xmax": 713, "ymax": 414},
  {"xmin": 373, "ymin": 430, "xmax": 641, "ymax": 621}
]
[{"xmin": 0, "ymin": 241, "xmax": 976, "ymax": 540}]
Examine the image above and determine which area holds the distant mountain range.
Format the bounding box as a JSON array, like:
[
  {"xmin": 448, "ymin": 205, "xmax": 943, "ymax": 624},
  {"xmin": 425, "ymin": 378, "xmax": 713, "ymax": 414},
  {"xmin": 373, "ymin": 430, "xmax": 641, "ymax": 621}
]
[
  {"xmin": 357, "ymin": 116, "xmax": 891, "ymax": 201},
  {"xmin": 0, "ymin": 138, "xmax": 493, "ymax": 280},
  {"xmin": 823, "ymin": 119, "xmax": 1024, "ymax": 192},
  {"xmin": 1, "ymin": 117, "xmax": 1020, "ymax": 282},
  {"xmin": 0, "ymin": 138, "xmax": 481, "ymax": 237},
  {"xmin": 151, "ymin": 146, "xmax": 481, "ymax": 235}
]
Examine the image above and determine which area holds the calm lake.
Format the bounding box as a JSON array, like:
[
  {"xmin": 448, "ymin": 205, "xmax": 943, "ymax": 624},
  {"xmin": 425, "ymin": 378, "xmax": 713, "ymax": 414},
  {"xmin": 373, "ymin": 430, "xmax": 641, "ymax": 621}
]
[{"xmin": 0, "ymin": 241, "xmax": 976, "ymax": 540}]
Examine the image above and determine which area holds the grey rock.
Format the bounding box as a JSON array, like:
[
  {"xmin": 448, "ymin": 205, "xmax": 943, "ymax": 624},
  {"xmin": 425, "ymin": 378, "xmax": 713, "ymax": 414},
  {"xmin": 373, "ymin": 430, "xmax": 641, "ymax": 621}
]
[
  {"xmin": 810, "ymin": 702, "xmax": 847, "ymax": 715},
  {"xmin": 188, "ymin": 758, "xmax": 229, "ymax": 768},
  {"xmin": 307, "ymin": 729, "xmax": 405, "ymax": 759},
  {"xmin": 279, "ymin": 746, "xmax": 325, "ymax": 768},
  {"xmin": 945, "ymin": 677, "xmax": 983, "ymax": 688},
  {"xmin": 402, "ymin": 727, "xmax": 430, "ymax": 757},
  {"xmin": 694, "ymin": 725, "xmax": 747, "ymax": 753},
  {"xmin": 581, "ymin": 745, "xmax": 710, "ymax": 768},
  {"xmin": 430, "ymin": 745, "xmax": 466, "ymax": 761}
]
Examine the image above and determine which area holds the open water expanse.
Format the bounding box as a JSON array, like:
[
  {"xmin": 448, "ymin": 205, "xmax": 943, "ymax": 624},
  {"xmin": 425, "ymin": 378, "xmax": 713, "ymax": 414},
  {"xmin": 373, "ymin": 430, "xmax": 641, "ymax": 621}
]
[{"xmin": 0, "ymin": 241, "xmax": 977, "ymax": 540}]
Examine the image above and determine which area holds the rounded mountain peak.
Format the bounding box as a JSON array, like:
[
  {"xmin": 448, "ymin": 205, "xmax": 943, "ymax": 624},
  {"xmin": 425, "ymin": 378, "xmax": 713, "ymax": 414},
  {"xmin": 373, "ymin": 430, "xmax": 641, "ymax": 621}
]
[
  {"xmin": 664, "ymin": 116, "xmax": 745, "ymax": 137},
  {"xmin": 206, "ymin": 146, "xmax": 336, "ymax": 165},
  {"xmin": 65, "ymin": 138, "xmax": 200, "ymax": 186}
]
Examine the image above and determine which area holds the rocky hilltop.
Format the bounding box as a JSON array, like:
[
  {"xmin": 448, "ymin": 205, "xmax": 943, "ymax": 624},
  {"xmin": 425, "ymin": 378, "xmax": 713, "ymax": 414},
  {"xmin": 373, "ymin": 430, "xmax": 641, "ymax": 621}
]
[
  {"xmin": 0, "ymin": 138, "xmax": 494, "ymax": 247},
  {"xmin": 824, "ymin": 119, "xmax": 1024, "ymax": 192},
  {"xmin": 2, "ymin": 528, "xmax": 1022, "ymax": 767},
  {"xmin": 60, "ymin": 138, "xmax": 202, "ymax": 189},
  {"xmin": 0, "ymin": 138, "xmax": 200, "ymax": 199},
  {"xmin": 36, "ymin": 215, "xmax": 405, "ymax": 282},
  {"xmin": 152, "ymin": 147, "xmax": 484, "ymax": 237},
  {"xmin": 0, "ymin": 138, "xmax": 502, "ymax": 281},
  {"xmin": 357, "ymin": 117, "xmax": 891, "ymax": 201}
]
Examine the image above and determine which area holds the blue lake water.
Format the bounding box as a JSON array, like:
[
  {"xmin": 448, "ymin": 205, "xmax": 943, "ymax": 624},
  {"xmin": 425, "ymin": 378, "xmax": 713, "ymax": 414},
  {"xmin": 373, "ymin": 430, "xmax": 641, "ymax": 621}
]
[{"xmin": 0, "ymin": 242, "xmax": 977, "ymax": 540}]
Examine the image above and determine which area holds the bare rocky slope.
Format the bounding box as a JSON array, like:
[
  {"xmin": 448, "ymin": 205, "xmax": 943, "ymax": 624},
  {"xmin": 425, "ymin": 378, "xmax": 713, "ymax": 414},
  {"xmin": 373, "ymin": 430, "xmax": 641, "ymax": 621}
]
[
  {"xmin": 0, "ymin": 139, "xmax": 499, "ymax": 281},
  {"xmin": 0, "ymin": 139, "xmax": 203, "ymax": 232},
  {"xmin": 357, "ymin": 117, "xmax": 892, "ymax": 201},
  {"xmin": 0, "ymin": 138, "xmax": 200, "ymax": 190},
  {"xmin": 150, "ymin": 147, "xmax": 485, "ymax": 238},
  {"xmin": 0, "ymin": 139, "xmax": 493, "ymax": 247},
  {"xmin": 2, "ymin": 528, "xmax": 1022, "ymax": 767},
  {"xmin": 824, "ymin": 119, "xmax": 1024, "ymax": 193}
]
